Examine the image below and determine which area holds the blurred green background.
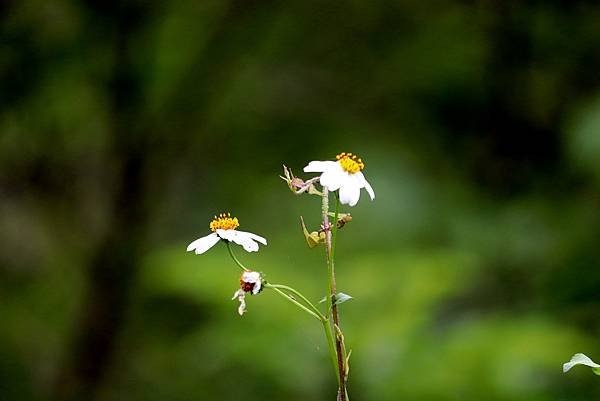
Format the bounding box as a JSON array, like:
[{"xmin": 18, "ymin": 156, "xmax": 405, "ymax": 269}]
[{"xmin": 1, "ymin": 1, "xmax": 600, "ymax": 400}]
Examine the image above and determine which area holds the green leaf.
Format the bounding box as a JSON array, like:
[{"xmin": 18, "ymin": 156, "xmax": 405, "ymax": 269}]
[{"xmin": 593, "ymin": 367, "xmax": 600, "ymax": 376}]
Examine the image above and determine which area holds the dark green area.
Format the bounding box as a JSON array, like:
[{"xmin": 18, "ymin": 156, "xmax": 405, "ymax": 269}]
[{"xmin": 1, "ymin": 1, "xmax": 600, "ymax": 400}]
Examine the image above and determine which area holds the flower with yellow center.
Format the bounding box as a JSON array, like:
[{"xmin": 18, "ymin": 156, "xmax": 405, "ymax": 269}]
[
  {"xmin": 231, "ymin": 270, "xmax": 263, "ymax": 315},
  {"xmin": 304, "ymin": 152, "xmax": 375, "ymax": 206},
  {"xmin": 187, "ymin": 213, "xmax": 267, "ymax": 254}
]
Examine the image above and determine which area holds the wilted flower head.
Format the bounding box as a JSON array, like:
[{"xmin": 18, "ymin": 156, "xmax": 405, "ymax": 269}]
[
  {"xmin": 231, "ymin": 271, "xmax": 263, "ymax": 315},
  {"xmin": 280, "ymin": 165, "xmax": 321, "ymax": 196},
  {"xmin": 304, "ymin": 152, "xmax": 375, "ymax": 207},
  {"xmin": 187, "ymin": 213, "xmax": 267, "ymax": 254}
]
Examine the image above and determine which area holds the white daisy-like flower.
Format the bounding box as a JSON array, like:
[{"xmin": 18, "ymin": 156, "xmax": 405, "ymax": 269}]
[
  {"xmin": 186, "ymin": 213, "xmax": 267, "ymax": 254},
  {"xmin": 304, "ymin": 152, "xmax": 375, "ymax": 207},
  {"xmin": 563, "ymin": 353, "xmax": 600, "ymax": 374},
  {"xmin": 231, "ymin": 271, "xmax": 263, "ymax": 316}
]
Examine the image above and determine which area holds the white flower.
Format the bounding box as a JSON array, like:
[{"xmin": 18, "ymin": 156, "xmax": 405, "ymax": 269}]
[
  {"xmin": 563, "ymin": 353, "xmax": 600, "ymax": 374},
  {"xmin": 304, "ymin": 152, "xmax": 375, "ymax": 207},
  {"xmin": 187, "ymin": 213, "xmax": 267, "ymax": 254},
  {"xmin": 231, "ymin": 271, "xmax": 263, "ymax": 315}
]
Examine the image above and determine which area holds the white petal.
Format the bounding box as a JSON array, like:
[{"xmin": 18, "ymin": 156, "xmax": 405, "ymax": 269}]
[
  {"xmin": 186, "ymin": 232, "xmax": 220, "ymax": 254},
  {"xmin": 237, "ymin": 235, "xmax": 260, "ymax": 252},
  {"xmin": 216, "ymin": 229, "xmax": 236, "ymax": 241},
  {"xmin": 242, "ymin": 271, "xmax": 261, "ymax": 283},
  {"xmin": 237, "ymin": 230, "xmax": 267, "ymax": 245},
  {"xmin": 320, "ymin": 165, "xmax": 347, "ymax": 191},
  {"xmin": 217, "ymin": 229, "xmax": 260, "ymax": 252},
  {"xmin": 304, "ymin": 160, "xmax": 338, "ymax": 173},
  {"xmin": 339, "ymin": 181, "xmax": 361, "ymax": 207},
  {"xmin": 563, "ymin": 353, "xmax": 600, "ymax": 373},
  {"xmin": 252, "ymin": 279, "xmax": 262, "ymax": 295},
  {"xmin": 355, "ymin": 171, "xmax": 375, "ymax": 200}
]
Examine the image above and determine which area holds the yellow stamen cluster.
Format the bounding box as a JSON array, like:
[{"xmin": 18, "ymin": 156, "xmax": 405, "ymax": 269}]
[
  {"xmin": 209, "ymin": 212, "xmax": 239, "ymax": 232},
  {"xmin": 336, "ymin": 152, "xmax": 365, "ymax": 173}
]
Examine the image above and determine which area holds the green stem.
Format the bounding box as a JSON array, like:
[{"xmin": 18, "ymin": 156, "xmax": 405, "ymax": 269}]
[
  {"xmin": 226, "ymin": 241, "xmax": 249, "ymax": 272},
  {"xmin": 325, "ymin": 193, "xmax": 348, "ymax": 401},
  {"xmin": 266, "ymin": 283, "xmax": 325, "ymax": 320},
  {"xmin": 322, "ymin": 190, "xmax": 333, "ymax": 308},
  {"xmin": 267, "ymin": 285, "xmax": 322, "ymax": 320},
  {"xmin": 322, "ymin": 318, "xmax": 342, "ymax": 386},
  {"xmin": 265, "ymin": 282, "xmax": 338, "ymax": 383},
  {"xmin": 224, "ymin": 229, "xmax": 342, "ymax": 391},
  {"xmin": 331, "ymin": 195, "xmax": 340, "ymax": 270}
]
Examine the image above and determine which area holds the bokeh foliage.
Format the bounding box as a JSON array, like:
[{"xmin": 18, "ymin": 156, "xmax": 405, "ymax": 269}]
[{"xmin": 1, "ymin": 1, "xmax": 600, "ymax": 400}]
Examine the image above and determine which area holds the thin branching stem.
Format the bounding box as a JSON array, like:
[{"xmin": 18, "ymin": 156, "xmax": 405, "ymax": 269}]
[
  {"xmin": 266, "ymin": 283, "xmax": 325, "ymax": 320},
  {"xmin": 266, "ymin": 285, "xmax": 322, "ymax": 320},
  {"xmin": 265, "ymin": 283, "xmax": 339, "ymax": 380},
  {"xmin": 226, "ymin": 241, "xmax": 249, "ymax": 272},
  {"xmin": 226, "ymin": 242, "xmax": 327, "ymax": 328}
]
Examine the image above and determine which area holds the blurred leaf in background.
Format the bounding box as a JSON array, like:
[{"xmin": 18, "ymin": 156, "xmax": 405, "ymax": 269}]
[{"xmin": 1, "ymin": 1, "xmax": 599, "ymax": 400}]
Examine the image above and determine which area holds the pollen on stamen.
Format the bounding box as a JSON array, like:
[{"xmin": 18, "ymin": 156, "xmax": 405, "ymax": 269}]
[
  {"xmin": 336, "ymin": 152, "xmax": 365, "ymax": 174},
  {"xmin": 209, "ymin": 212, "xmax": 240, "ymax": 232}
]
